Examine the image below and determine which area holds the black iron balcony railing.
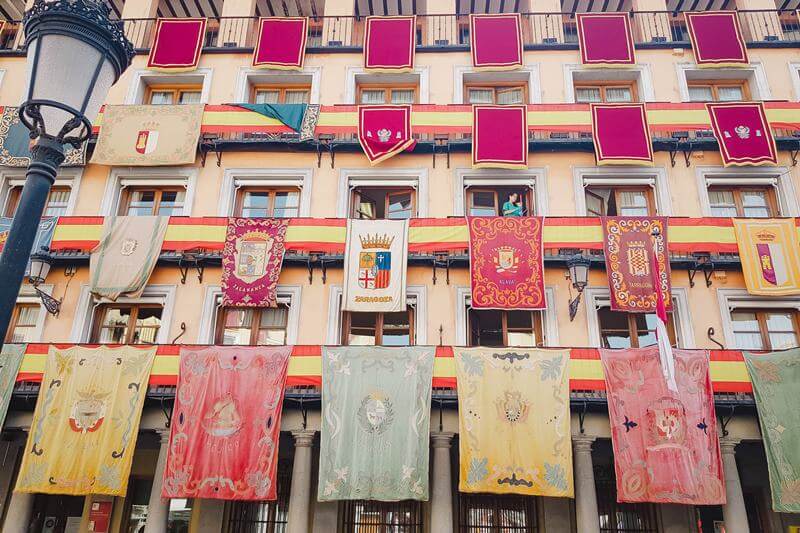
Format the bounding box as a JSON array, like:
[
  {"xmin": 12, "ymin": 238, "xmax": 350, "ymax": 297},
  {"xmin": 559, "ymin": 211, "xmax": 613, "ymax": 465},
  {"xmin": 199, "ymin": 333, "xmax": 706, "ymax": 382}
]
[{"xmin": 0, "ymin": 10, "xmax": 798, "ymax": 53}]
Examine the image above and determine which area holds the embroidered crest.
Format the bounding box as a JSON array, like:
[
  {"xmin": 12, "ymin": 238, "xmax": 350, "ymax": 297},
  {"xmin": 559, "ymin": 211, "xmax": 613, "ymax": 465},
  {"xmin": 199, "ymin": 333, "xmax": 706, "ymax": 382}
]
[
  {"xmin": 135, "ymin": 129, "xmax": 159, "ymax": 155},
  {"xmin": 69, "ymin": 389, "xmax": 110, "ymax": 434},
  {"xmin": 377, "ymin": 128, "xmax": 392, "ymax": 142},
  {"xmin": 626, "ymin": 241, "xmax": 650, "ymax": 277},
  {"xmin": 495, "ymin": 390, "xmax": 530, "ymax": 423},
  {"xmin": 234, "ymin": 231, "xmax": 274, "ymax": 284},
  {"xmin": 357, "ymin": 392, "xmax": 395, "ymax": 434},
  {"xmin": 358, "ymin": 233, "xmax": 393, "ymax": 290},
  {"xmin": 493, "ymin": 246, "xmax": 520, "ymax": 275},
  {"xmin": 734, "ymin": 125, "xmax": 750, "ymax": 139},
  {"xmin": 201, "ymin": 394, "xmax": 243, "ymax": 437},
  {"xmin": 646, "ymin": 397, "xmax": 687, "ymax": 445},
  {"xmin": 120, "ymin": 238, "xmax": 138, "ymax": 256}
]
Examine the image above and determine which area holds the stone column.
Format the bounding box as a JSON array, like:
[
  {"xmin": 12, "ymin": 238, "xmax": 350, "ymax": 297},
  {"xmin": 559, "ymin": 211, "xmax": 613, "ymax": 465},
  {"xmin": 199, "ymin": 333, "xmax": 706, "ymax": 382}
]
[
  {"xmin": 2, "ymin": 436, "xmax": 33, "ymax": 533},
  {"xmin": 143, "ymin": 430, "xmax": 171, "ymax": 533},
  {"xmin": 430, "ymin": 432, "xmax": 454, "ymax": 533},
  {"xmin": 573, "ymin": 436, "xmax": 600, "ymax": 533},
  {"xmin": 720, "ymin": 439, "xmax": 749, "ymax": 533},
  {"xmin": 287, "ymin": 430, "xmax": 315, "ymax": 533}
]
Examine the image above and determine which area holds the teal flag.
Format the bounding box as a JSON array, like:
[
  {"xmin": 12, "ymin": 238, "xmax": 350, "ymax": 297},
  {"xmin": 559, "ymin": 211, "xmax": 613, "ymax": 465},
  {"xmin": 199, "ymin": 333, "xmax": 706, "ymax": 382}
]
[
  {"xmin": 318, "ymin": 346, "xmax": 435, "ymax": 501},
  {"xmin": 231, "ymin": 103, "xmax": 307, "ymax": 132},
  {"xmin": 744, "ymin": 349, "xmax": 800, "ymax": 512},
  {"xmin": 0, "ymin": 344, "xmax": 24, "ymax": 430}
]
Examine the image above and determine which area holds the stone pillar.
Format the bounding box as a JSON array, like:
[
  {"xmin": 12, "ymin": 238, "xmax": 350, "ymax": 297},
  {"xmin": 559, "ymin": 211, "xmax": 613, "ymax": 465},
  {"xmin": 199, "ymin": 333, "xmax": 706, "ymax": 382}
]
[
  {"xmin": 720, "ymin": 439, "xmax": 749, "ymax": 533},
  {"xmin": 573, "ymin": 436, "xmax": 600, "ymax": 533},
  {"xmin": 430, "ymin": 432, "xmax": 454, "ymax": 533},
  {"xmin": 287, "ymin": 430, "xmax": 315, "ymax": 533},
  {"xmin": 2, "ymin": 492, "xmax": 34, "ymax": 533},
  {"xmin": 143, "ymin": 430, "xmax": 171, "ymax": 533}
]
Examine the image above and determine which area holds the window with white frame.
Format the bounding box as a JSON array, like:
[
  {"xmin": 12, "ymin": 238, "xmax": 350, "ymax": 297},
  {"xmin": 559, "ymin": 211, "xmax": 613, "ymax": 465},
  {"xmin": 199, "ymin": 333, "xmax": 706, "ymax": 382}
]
[
  {"xmin": 127, "ymin": 70, "xmax": 212, "ymax": 105},
  {"xmin": 573, "ymin": 168, "xmax": 670, "ymax": 216},
  {"xmin": 219, "ymin": 169, "xmax": 312, "ymax": 217},
  {"xmin": 565, "ymin": 66, "xmax": 653, "ymax": 104},
  {"xmin": 677, "ymin": 64, "xmax": 770, "ymax": 102},
  {"xmin": 347, "ymin": 69, "xmax": 427, "ymax": 104},
  {"xmin": 697, "ymin": 168, "xmax": 798, "ymax": 218},
  {"xmin": 0, "ymin": 170, "xmax": 81, "ymax": 217},
  {"xmin": 454, "ymin": 67, "xmax": 540, "ymax": 104},
  {"xmin": 102, "ymin": 168, "xmax": 196, "ymax": 216},
  {"xmin": 327, "ymin": 286, "xmax": 426, "ymax": 345},
  {"xmin": 4, "ymin": 288, "xmax": 49, "ymax": 343},
  {"xmin": 454, "ymin": 170, "xmax": 546, "ymax": 217},
  {"xmin": 338, "ymin": 170, "xmax": 428, "ymax": 218},
  {"xmin": 718, "ymin": 290, "xmax": 800, "ymax": 351},
  {"xmin": 236, "ymin": 69, "xmax": 320, "ymax": 104}
]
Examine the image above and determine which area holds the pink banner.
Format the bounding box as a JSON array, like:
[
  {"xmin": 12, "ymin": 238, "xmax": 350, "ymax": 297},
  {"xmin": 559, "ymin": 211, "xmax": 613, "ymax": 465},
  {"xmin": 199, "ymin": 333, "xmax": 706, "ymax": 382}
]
[
  {"xmin": 600, "ymin": 347, "xmax": 725, "ymax": 504},
  {"xmin": 364, "ymin": 16, "xmax": 416, "ymax": 72},
  {"xmin": 252, "ymin": 17, "xmax": 308, "ymax": 69},
  {"xmin": 576, "ymin": 13, "xmax": 636, "ymax": 65},
  {"xmin": 358, "ymin": 105, "xmax": 415, "ymax": 164},
  {"xmin": 469, "ymin": 14, "xmax": 523, "ymax": 70},
  {"xmin": 472, "ymin": 105, "xmax": 528, "ymax": 169},
  {"xmin": 591, "ymin": 103, "xmax": 653, "ymax": 165},
  {"xmin": 163, "ymin": 346, "xmax": 291, "ymax": 500},
  {"xmin": 685, "ymin": 11, "xmax": 748, "ymax": 67},
  {"xmin": 147, "ymin": 18, "xmax": 206, "ymax": 71},
  {"xmin": 706, "ymin": 102, "xmax": 778, "ymax": 167},
  {"xmin": 221, "ymin": 218, "xmax": 288, "ymax": 307}
]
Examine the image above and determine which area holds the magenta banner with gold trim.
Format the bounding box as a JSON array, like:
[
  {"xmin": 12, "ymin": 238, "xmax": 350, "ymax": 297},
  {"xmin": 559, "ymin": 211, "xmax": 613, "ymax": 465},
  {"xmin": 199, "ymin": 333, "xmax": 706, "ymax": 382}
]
[
  {"xmin": 221, "ymin": 218, "xmax": 289, "ymax": 307},
  {"xmin": 364, "ymin": 16, "xmax": 416, "ymax": 72},
  {"xmin": 591, "ymin": 103, "xmax": 653, "ymax": 166},
  {"xmin": 576, "ymin": 13, "xmax": 636, "ymax": 66},
  {"xmin": 147, "ymin": 18, "xmax": 206, "ymax": 72},
  {"xmin": 472, "ymin": 105, "xmax": 528, "ymax": 169},
  {"xmin": 685, "ymin": 11, "xmax": 748, "ymax": 67},
  {"xmin": 162, "ymin": 346, "xmax": 291, "ymax": 500},
  {"xmin": 602, "ymin": 217, "xmax": 672, "ymax": 313},
  {"xmin": 707, "ymin": 102, "xmax": 778, "ymax": 167},
  {"xmin": 469, "ymin": 14, "xmax": 523, "ymax": 71},
  {"xmin": 357, "ymin": 105, "xmax": 415, "ymax": 164},
  {"xmin": 252, "ymin": 17, "xmax": 308, "ymax": 70},
  {"xmin": 468, "ymin": 216, "xmax": 546, "ymax": 310},
  {"xmin": 600, "ymin": 347, "xmax": 725, "ymax": 504}
]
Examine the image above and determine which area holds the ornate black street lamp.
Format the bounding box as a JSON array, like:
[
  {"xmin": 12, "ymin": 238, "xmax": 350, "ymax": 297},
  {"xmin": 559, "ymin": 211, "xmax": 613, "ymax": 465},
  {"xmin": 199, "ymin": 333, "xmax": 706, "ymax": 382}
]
[
  {"xmin": 0, "ymin": 0, "xmax": 133, "ymax": 345},
  {"xmin": 567, "ymin": 253, "xmax": 591, "ymax": 321}
]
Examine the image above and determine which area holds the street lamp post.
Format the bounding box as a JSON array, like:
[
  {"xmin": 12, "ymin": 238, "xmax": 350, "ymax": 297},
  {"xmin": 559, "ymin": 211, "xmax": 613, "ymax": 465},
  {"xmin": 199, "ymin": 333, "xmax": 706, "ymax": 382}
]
[{"xmin": 0, "ymin": 0, "xmax": 133, "ymax": 346}]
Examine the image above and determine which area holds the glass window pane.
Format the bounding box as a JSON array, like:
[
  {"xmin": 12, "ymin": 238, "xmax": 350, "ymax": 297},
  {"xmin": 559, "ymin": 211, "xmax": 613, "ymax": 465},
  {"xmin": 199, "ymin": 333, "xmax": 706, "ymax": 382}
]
[
  {"xmin": 688, "ymin": 86, "xmax": 713, "ymax": 102},
  {"xmin": 467, "ymin": 88, "xmax": 494, "ymax": 104},
  {"xmin": 9, "ymin": 305, "xmax": 39, "ymax": 343},
  {"xmin": 469, "ymin": 309, "xmax": 503, "ymax": 347},
  {"xmin": 598, "ymin": 308, "xmax": 632, "ymax": 349},
  {"xmin": 718, "ymin": 86, "xmax": 744, "ymax": 101},
  {"xmin": 179, "ymin": 91, "xmax": 201, "ymax": 104},
  {"xmin": 273, "ymin": 191, "xmax": 300, "ymax": 218},
  {"xmin": 708, "ymin": 189, "xmax": 737, "ymax": 217},
  {"xmin": 349, "ymin": 313, "xmax": 376, "ymax": 345},
  {"xmin": 150, "ymin": 91, "xmax": 174, "ymax": 105},
  {"xmin": 618, "ymin": 191, "xmax": 649, "ymax": 216},
  {"xmin": 98, "ymin": 307, "xmax": 131, "ymax": 343},
  {"xmin": 741, "ymin": 190, "xmax": 770, "ymax": 218},
  {"xmin": 255, "ymin": 90, "xmax": 280, "ymax": 104},
  {"xmin": 469, "ymin": 191, "xmax": 497, "ymax": 216},
  {"xmin": 575, "ymin": 87, "xmax": 601, "ymax": 103},
  {"xmin": 732, "ymin": 311, "xmax": 764, "ymax": 350},
  {"xmin": 284, "ymin": 90, "xmax": 309, "ymax": 104},
  {"xmin": 605, "ymin": 87, "xmax": 632, "ymax": 102},
  {"xmin": 260, "ymin": 307, "xmax": 288, "ymax": 328},
  {"xmin": 221, "ymin": 308, "xmax": 254, "ymax": 345},
  {"xmin": 157, "ymin": 190, "xmax": 185, "ymax": 216},
  {"xmin": 45, "ymin": 188, "xmax": 70, "ymax": 216},
  {"xmin": 127, "ymin": 190, "xmax": 156, "ymax": 216},
  {"xmin": 242, "ymin": 191, "xmax": 271, "ymax": 218},
  {"xmin": 387, "ymin": 192, "xmax": 413, "ymax": 220},
  {"xmin": 360, "ymin": 89, "xmax": 386, "ymax": 104},
  {"xmin": 390, "ymin": 89, "xmax": 415, "ymax": 104},
  {"xmin": 133, "ymin": 307, "xmax": 162, "ymax": 344},
  {"xmin": 497, "ymin": 88, "xmax": 524, "ymax": 105},
  {"xmin": 382, "ymin": 311, "xmax": 411, "ymax": 346}
]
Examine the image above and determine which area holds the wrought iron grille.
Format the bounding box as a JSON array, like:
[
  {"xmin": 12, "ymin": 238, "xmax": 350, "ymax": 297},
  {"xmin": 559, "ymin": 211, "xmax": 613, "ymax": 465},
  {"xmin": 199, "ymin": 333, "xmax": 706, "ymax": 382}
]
[
  {"xmin": 457, "ymin": 493, "xmax": 539, "ymax": 532},
  {"xmin": 225, "ymin": 460, "xmax": 292, "ymax": 533},
  {"xmin": 596, "ymin": 479, "xmax": 658, "ymax": 532},
  {"xmin": 339, "ymin": 500, "xmax": 423, "ymax": 532}
]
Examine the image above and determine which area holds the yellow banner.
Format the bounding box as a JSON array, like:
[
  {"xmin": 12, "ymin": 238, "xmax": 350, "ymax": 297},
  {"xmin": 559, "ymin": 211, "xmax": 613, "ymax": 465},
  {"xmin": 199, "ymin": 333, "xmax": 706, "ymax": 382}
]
[{"xmin": 733, "ymin": 218, "xmax": 800, "ymax": 296}]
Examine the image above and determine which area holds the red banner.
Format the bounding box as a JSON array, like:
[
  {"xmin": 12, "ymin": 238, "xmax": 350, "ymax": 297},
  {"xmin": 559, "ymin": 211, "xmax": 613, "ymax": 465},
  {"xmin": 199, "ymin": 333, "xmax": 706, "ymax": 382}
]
[
  {"xmin": 600, "ymin": 347, "xmax": 725, "ymax": 504},
  {"xmin": 357, "ymin": 105, "xmax": 415, "ymax": 164},
  {"xmin": 591, "ymin": 103, "xmax": 653, "ymax": 165},
  {"xmin": 147, "ymin": 18, "xmax": 206, "ymax": 71},
  {"xmin": 685, "ymin": 11, "xmax": 749, "ymax": 67},
  {"xmin": 576, "ymin": 13, "xmax": 636, "ymax": 65},
  {"xmin": 468, "ymin": 216, "xmax": 546, "ymax": 310},
  {"xmin": 472, "ymin": 105, "xmax": 528, "ymax": 169},
  {"xmin": 221, "ymin": 218, "xmax": 288, "ymax": 307},
  {"xmin": 163, "ymin": 346, "xmax": 291, "ymax": 500},
  {"xmin": 469, "ymin": 14, "xmax": 523, "ymax": 71},
  {"xmin": 602, "ymin": 217, "xmax": 671, "ymax": 313},
  {"xmin": 252, "ymin": 17, "xmax": 308, "ymax": 70},
  {"xmin": 364, "ymin": 16, "xmax": 416, "ymax": 72},
  {"xmin": 706, "ymin": 102, "xmax": 778, "ymax": 166}
]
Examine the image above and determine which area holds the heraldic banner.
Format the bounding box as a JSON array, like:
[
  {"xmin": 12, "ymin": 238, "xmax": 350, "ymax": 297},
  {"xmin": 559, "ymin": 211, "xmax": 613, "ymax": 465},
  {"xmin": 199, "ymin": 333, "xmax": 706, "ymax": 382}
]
[
  {"xmin": 733, "ymin": 218, "xmax": 800, "ymax": 296},
  {"xmin": 90, "ymin": 216, "xmax": 169, "ymax": 301},
  {"xmin": 358, "ymin": 105, "xmax": 415, "ymax": 164},
  {"xmin": 221, "ymin": 218, "xmax": 289, "ymax": 307},
  {"xmin": 343, "ymin": 219, "xmax": 408, "ymax": 313},
  {"xmin": 163, "ymin": 346, "xmax": 291, "ymax": 500},
  {"xmin": 16, "ymin": 345, "xmax": 156, "ymax": 496},
  {"xmin": 744, "ymin": 349, "xmax": 800, "ymax": 512},
  {"xmin": 454, "ymin": 348, "xmax": 573, "ymax": 497},
  {"xmin": 706, "ymin": 102, "xmax": 778, "ymax": 167},
  {"xmin": 0, "ymin": 217, "xmax": 57, "ymax": 275},
  {"xmin": 91, "ymin": 104, "xmax": 204, "ymax": 166},
  {"xmin": 602, "ymin": 217, "xmax": 671, "ymax": 312},
  {"xmin": 600, "ymin": 347, "xmax": 725, "ymax": 504},
  {"xmin": 0, "ymin": 106, "xmax": 85, "ymax": 166},
  {"xmin": 0, "ymin": 344, "xmax": 24, "ymax": 430},
  {"xmin": 318, "ymin": 346, "xmax": 435, "ymax": 501},
  {"xmin": 468, "ymin": 216, "xmax": 546, "ymax": 310}
]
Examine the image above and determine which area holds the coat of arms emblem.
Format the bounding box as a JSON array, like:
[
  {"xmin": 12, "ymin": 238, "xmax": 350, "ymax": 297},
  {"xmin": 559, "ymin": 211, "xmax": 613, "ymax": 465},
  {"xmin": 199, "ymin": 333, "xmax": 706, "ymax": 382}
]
[
  {"xmin": 135, "ymin": 129, "xmax": 159, "ymax": 155},
  {"xmin": 358, "ymin": 233, "xmax": 394, "ymax": 289},
  {"xmin": 646, "ymin": 397, "xmax": 687, "ymax": 445},
  {"xmin": 235, "ymin": 231, "xmax": 274, "ymax": 284},
  {"xmin": 69, "ymin": 389, "xmax": 110, "ymax": 434},
  {"xmin": 626, "ymin": 241, "xmax": 650, "ymax": 277},
  {"xmin": 492, "ymin": 246, "xmax": 519, "ymax": 275},
  {"xmin": 120, "ymin": 238, "xmax": 138, "ymax": 256}
]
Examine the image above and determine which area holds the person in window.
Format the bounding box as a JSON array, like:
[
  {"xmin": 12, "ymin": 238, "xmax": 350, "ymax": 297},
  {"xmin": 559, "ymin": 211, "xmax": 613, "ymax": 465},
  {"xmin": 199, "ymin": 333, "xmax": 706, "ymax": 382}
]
[{"xmin": 502, "ymin": 192, "xmax": 523, "ymax": 217}]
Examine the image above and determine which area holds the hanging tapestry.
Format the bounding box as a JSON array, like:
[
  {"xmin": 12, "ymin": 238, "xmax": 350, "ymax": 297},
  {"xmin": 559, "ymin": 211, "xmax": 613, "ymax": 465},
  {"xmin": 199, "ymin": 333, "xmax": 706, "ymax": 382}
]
[
  {"xmin": 0, "ymin": 106, "xmax": 85, "ymax": 166},
  {"xmin": 230, "ymin": 103, "xmax": 320, "ymax": 140},
  {"xmin": 468, "ymin": 216, "xmax": 545, "ymax": 310},
  {"xmin": 357, "ymin": 105, "xmax": 415, "ymax": 164},
  {"xmin": 454, "ymin": 347, "xmax": 572, "ymax": 496},
  {"xmin": 162, "ymin": 346, "xmax": 291, "ymax": 500},
  {"xmin": 318, "ymin": 346, "xmax": 435, "ymax": 501},
  {"xmin": 469, "ymin": 14, "xmax": 523, "ymax": 71},
  {"xmin": 0, "ymin": 216, "xmax": 57, "ymax": 276},
  {"xmin": 600, "ymin": 346, "xmax": 725, "ymax": 504},
  {"xmin": 15, "ymin": 345, "xmax": 156, "ymax": 496},
  {"xmin": 602, "ymin": 217, "xmax": 671, "ymax": 313},
  {"xmin": 252, "ymin": 17, "xmax": 308, "ymax": 69},
  {"xmin": 147, "ymin": 18, "xmax": 207, "ymax": 71},
  {"xmin": 472, "ymin": 105, "xmax": 528, "ymax": 169},
  {"xmin": 591, "ymin": 103, "xmax": 653, "ymax": 165},
  {"xmin": 91, "ymin": 104, "xmax": 204, "ymax": 166},
  {"xmin": 576, "ymin": 13, "xmax": 636, "ymax": 65},
  {"xmin": 685, "ymin": 11, "xmax": 748, "ymax": 67},
  {"xmin": 744, "ymin": 349, "xmax": 800, "ymax": 512},
  {"xmin": 221, "ymin": 218, "xmax": 289, "ymax": 307},
  {"xmin": 364, "ymin": 16, "xmax": 416, "ymax": 72},
  {"xmin": 733, "ymin": 218, "xmax": 800, "ymax": 296},
  {"xmin": 0, "ymin": 344, "xmax": 24, "ymax": 430},
  {"xmin": 343, "ymin": 218, "xmax": 408, "ymax": 313},
  {"xmin": 90, "ymin": 216, "xmax": 169, "ymax": 301},
  {"xmin": 706, "ymin": 102, "xmax": 777, "ymax": 167}
]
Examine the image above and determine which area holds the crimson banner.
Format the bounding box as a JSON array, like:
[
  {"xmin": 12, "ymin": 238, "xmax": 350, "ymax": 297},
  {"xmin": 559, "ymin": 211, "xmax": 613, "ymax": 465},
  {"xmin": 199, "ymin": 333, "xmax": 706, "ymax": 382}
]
[
  {"xmin": 591, "ymin": 103, "xmax": 653, "ymax": 165},
  {"xmin": 469, "ymin": 14, "xmax": 523, "ymax": 71},
  {"xmin": 221, "ymin": 218, "xmax": 288, "ymax": 307},
  {"xmin": 162, "ymin": 346, "xmax": 291, "ymax": 500},
  {"xmin": 364, "ymin": 16, "xmax": 416, "ymax": 72},
  {"xmin": 147, "ymin": 18, "xmax": 206, "ymax": 71},
  {"xmin": 685, "ymin": 11, "xmax": 749, "ymax": 67},
  {"xmin": 602, "ymin": 217, "xmax": 671, "ymax": 313},
  {"xmin": 706, "ymin": 102, "xmax": 778, "ymax": 166},
  {"xmin": 472, "ymin": 105, "xmax": 528, "ymax": 169},
  {"xmin": 468, "ymin": 216, "xmax": 546, "ymax": 310},
  {"xmin": 252, "ymin": 17, "xmax": 308, "ymax": 69},
  {"xmin": 357, "ymin": 105, "xmax": 415, "ymax": 164},
  {"xmin": 600, "ymin": 347, "xmax": 725, "ymax": 504},
  {"xmin": 576, "ymin": 13, "xmax": 635, "ymax": 65}
]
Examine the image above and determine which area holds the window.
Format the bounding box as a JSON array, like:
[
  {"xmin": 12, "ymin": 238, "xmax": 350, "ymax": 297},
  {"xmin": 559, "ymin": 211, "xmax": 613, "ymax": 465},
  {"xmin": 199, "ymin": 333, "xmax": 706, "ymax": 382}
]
[
  {"xmin": 596, "ymin": 473, "xmax": 658, "ymax": 532},
  {"xmin": 339, "ymin": 500, "xmax": 423, "ymax": 532},
  {"xmin": 343, "ymin": 308, "xmax": 415, "ymax": 346},
  {"xmin": 458, "ymin": 493, "xmax": 539, "ymax": 532},
  {"xmin": 687, "ymin": 81, "xmax": 748, "ymax": 102},
  {"xmin": 358, "ymin": 85, "xmax": 417, "ymax": 104},
  {"xmin": 585, "ymin": 187, "xmax": 653, "ymax": 217},
  {"xmin": 351, "ymin": 187, "xmax": 416, "ymax": 219},
  {"xmin": 707, "ymin": 186, "xmax": 776, "ymax": 218},
  {"xmin": 235, "ymin": 188, "xmax": 300, "ymax": 218},
  {"xmin": 469, "ymin": 309, "xmax": 544, "ymax": 347},
  {"xmin": 598, "ymin": 308, "xmax": 676, "ymax": 349},
  {"xmin": 120, "ymin": 187, "xmax": 186, "ymax": 216},
  {"xmin": 91, "ymin": 304, "xmax": 163, "ymax": 344},
  {"xmin": 467, "ymin": 187, "xmax": 534, "ymax": 217},
  {"xmin": 575, "ymin": 83, "xmax": 635, "ymax": 103},
  {"xmin": 215, "ymin": 306, "xmax": 289, "ymax": 346},
  {"xmin": 466, "ymin": 84, "xmax": 526, "ymax": 105},
  {"xmin": 730, "ymin": 309, "xmax": 799, "ymax": 351},
  {"xmin": 4, "ymin": 303, "xmax": 40, "ymax": 343},
  {"xmin": 146, "ymin": 85, "xmax": 202, "ymax": 105},
  {"xmin": 226, "ymin": 459, "xmax": 291, "ymax": 532},
  {"xmin": 4, "ymin": 186, "xmax": 70, "ymax": 217},
  {"xmin": 252, "ymin": 85, "xmax": 311, "ymax": 104}
]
